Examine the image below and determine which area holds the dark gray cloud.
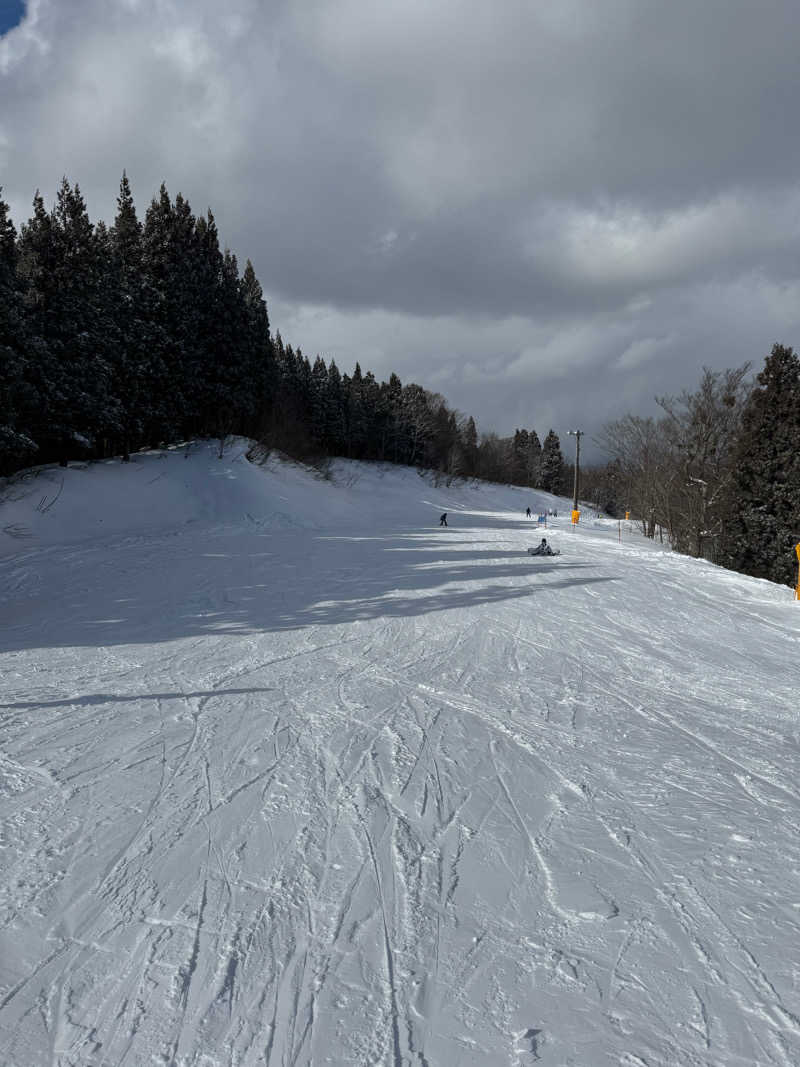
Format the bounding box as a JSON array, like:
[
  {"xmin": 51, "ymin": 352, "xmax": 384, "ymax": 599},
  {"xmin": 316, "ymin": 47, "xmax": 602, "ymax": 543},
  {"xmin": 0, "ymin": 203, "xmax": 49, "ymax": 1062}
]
[{"xmin": 2, "ymin": 0, "xmax": 800, "ymax": 457}]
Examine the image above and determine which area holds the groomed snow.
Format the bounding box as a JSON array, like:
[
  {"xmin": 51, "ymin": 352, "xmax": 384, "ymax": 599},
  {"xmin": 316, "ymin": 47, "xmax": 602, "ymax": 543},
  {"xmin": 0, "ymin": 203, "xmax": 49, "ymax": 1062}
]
[{"xmin": 1, "ymin": 441, "xmax": 799, "ymax": 1066}]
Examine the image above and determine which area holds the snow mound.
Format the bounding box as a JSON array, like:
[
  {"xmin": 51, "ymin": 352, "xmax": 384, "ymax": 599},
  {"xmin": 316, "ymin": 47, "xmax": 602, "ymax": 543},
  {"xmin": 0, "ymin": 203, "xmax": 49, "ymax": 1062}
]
[{"xmin": 0, "ymin": 440, "xmax": 572, "ymax": 556}]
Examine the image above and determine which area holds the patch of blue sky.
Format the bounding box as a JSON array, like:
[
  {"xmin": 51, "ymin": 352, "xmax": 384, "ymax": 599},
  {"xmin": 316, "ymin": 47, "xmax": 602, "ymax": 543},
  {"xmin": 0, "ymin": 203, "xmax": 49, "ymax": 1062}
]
[{"xmin": 0, "ymin": 0, "xmax": 26, "ymax": 36}]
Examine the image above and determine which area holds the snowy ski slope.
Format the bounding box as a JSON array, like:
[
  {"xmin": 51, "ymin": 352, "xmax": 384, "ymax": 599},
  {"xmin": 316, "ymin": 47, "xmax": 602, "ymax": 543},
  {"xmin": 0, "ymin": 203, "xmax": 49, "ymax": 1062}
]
[{"xmin": 1, "ymin": 441, "xmax": 800, "ymax": 1066}]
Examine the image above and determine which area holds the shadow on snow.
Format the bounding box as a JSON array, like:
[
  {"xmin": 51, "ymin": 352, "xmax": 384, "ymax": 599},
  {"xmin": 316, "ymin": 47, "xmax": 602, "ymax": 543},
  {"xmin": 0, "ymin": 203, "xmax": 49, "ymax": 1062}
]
[{"xmin": 0, "ymin": 520, "xmax": 619, "ymax": 652}]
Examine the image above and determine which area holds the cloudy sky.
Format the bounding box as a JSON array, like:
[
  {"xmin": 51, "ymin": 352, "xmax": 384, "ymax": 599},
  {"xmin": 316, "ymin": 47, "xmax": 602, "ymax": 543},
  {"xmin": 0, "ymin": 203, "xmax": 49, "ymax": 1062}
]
[{"xmin": 2, "ymin": 0, "xmax": 799, "ymax": 456}]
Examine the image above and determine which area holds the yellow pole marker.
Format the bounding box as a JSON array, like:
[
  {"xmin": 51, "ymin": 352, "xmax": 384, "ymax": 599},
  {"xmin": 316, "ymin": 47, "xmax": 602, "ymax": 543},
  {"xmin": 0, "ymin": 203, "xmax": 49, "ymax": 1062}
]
[
  {"xmin": 795, "ymin": 543, "xmax": 800, "ymax": 600},
  {"xmin": 625, "ymin": 510, "xmax": 630, "ymax": 521},
  {"xmin": 571, "ymin": 509, "xmax": 580, "ymax": 525}
]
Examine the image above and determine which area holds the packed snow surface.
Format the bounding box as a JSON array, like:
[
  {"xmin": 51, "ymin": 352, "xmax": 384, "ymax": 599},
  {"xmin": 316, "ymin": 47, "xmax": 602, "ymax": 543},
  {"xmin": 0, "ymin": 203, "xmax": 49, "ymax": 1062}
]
[{"xmin": 1, "ymin": 441, "xmax": 800, "ymax": 1067}]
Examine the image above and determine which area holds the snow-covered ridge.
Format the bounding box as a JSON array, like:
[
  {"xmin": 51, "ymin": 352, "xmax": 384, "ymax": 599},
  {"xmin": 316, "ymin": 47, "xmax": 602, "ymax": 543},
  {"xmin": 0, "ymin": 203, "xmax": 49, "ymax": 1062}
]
[
  {"xmin": 0, "ymin": 439, "xmax": 570, "ymax": 556},
  {"xmin": 1, "ymin": 440, "xmax": 799, "ymax": 1065}
]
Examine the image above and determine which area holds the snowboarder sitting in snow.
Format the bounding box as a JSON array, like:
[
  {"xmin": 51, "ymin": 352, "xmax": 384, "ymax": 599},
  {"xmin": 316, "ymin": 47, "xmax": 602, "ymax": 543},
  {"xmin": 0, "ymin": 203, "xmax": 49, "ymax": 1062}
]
[
  {"xmin": 528, "ymin": 537, "xmax": 557, "ymax": 556},
  {"xmin": 439, "ymin": 512, "xmax": 448, "ymax": 527}
]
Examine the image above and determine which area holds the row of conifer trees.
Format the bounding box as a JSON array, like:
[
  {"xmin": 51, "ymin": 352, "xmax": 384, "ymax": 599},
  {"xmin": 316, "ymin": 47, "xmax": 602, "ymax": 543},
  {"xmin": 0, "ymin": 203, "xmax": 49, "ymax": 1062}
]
[
  {"xmin": 3, "ymin": 176, "xmax": 799, "ymax": 586},
  {"xmin": 3, "ymin": 177, "xmax": 798, "ymax": 584},
  {"xmin": 0, "ymin": 175, "xmax": 570, "ymax": 492}
]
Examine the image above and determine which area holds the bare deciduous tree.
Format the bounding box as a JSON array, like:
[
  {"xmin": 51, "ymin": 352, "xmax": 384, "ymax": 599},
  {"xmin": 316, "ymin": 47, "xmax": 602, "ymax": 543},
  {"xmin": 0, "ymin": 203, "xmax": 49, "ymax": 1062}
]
[
  {"xmin": 595, "ymin": 414, "xmax": 673, "ymax": 539},
  {"xmin": 656, "ymin": 365, "xmax": 751, "ymax": 558},
  {"xmin": 598, "ymin": 365, "xmax": 752, "ymax": 556}
]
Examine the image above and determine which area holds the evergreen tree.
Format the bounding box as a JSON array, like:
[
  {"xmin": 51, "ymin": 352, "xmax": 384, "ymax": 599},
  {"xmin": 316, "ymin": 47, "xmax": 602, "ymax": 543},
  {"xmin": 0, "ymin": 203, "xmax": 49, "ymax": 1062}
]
[
  {"xmin": 720, "ymin": 344, "xmax": 800, "ymax": 585},
  {"xmin": 240, "ymin": 258, "xmax": 275, "ymax": 435},
  {"xmin": 361, "ymin": 369, "xmax": 382, "ymax": 459},
  {"xmin": 190, "ymin": 208, "xmax": 227, "ymax": 436},
  {"xmin": 326, "ymin": 359, "xmax": 346, "ymax": 453},
  {"xmin": 526, "ymin": 429, "xmax": 542, "ymax": 487},
  {"xmin": 15, "ymin": 192, "xmax": 55, "ymax": 459},
  {"xmin": 510, "ymin": 429, "xmax": 529, "ymax": 485},
  {"xmin": 141, "ymin": 185, "xmax": 199, "ymax": 440},
  {"xmin": 310, "ymin": 355, "xmax": 329, "ymax": 448},
  {"xmin": 0, "ymin": 189, "xmax": 37, "ymax": 469},
  {"xmin": 17, "ymin": 181, "xmax": 113, "ymax": 464},
  {"xmin": 109, "ymin": 171, "xmax": 164, "ymax": 460},
  {"xmin": 462, "ymin": 416, "xmax": 478, "ymax": 476},
  {"xmin": 4, "ymin": 170, "xmax": 551, "ymax": 492},
  {"xmin": 213, "ymin": 248, "xmax": 252, "ymax": 445},
  {"xmin": 383, "ymin": 372, "xmax": 404, "ymax": 462},
  {"xmin": 345, "ymin": 362, "xmax": 368, "ymax": 458},
  {"xmin": 540, "ymin": 429, "xmax": 565, "ymax": 494}
]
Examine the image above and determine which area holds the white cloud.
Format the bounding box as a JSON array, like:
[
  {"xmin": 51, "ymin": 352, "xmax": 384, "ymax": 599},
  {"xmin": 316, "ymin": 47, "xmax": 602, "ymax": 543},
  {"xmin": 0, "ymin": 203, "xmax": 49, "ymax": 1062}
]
[
  {"xmin": 553, "ymin": 192, "xmax": 800, "ymax": 290},
  {"xmin": 615, "ymin": 336, "xmax": 672, "ymax": 370}
]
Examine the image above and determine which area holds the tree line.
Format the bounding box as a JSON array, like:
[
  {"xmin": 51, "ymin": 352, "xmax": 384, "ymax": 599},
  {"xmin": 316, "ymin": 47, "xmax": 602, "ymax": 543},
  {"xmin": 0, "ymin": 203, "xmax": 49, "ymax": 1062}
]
[
  {"xmin": 587, "ymin": 345, "xmax": 800, "ymax": 588},
  {"xmin": 0, "ymin": 175, "xmax": 568, "ymax": 492},
  {"xmin": 4, "ymin": 177, "xmax": 795, "ymax": 585}
]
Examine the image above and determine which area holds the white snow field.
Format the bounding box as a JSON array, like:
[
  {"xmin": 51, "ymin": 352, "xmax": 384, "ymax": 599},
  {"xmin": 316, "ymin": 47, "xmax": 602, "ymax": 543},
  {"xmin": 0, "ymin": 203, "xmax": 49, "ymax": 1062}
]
[{"xmin": 2, "ymin": 441, "xmax": 800, "ymax": 1067}]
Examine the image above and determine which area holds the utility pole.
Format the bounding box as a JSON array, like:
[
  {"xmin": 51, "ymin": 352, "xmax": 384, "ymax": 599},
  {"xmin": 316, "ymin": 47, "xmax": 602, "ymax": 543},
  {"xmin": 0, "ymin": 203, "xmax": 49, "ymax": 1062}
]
[{"xmin": 567, "ymin": 429, "xmax": 583, "ymax": 512}]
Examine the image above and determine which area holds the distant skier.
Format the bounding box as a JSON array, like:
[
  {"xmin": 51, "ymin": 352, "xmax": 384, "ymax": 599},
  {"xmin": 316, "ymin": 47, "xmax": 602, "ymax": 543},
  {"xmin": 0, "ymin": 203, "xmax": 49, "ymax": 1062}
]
[
  {"xmin": 528, "ymin": 537, "xmax": 558, "ymax": 556},
  {"xmin": 526, "ymin": 507, "xmax": 532, "ymax": 518},
  {"xmin": 439, "ymin": 512, "xmax": 448, "ymax": 527}
]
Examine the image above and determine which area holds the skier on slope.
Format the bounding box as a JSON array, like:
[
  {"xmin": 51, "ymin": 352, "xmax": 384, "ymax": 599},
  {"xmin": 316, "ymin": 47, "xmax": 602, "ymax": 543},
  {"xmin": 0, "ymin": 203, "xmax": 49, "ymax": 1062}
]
[
  {"xmin": 526, "ymin": 507, "xmax": 532, "ymax": 518},
  {"xmin": 528, "ymin": 537, "xmax": 558, "ymax": 556},
  {"xmin": 439, "ymin": 512, "xmax": 448, "ymax": 527}
]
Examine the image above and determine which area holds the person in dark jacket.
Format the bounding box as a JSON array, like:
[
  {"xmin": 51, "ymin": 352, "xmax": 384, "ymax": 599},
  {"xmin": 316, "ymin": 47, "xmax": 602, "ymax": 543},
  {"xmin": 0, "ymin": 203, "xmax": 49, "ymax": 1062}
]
[
  {"xmin": 526, "ymin": 507, "xmax": 532, "ymax": 518},
  {"xmin": 439, "ymin": 512, "xmax": 448, "ymax": 527},
  {"xmin": 528, "ymin": 537, "xmax": 556, "ymax": 556}
]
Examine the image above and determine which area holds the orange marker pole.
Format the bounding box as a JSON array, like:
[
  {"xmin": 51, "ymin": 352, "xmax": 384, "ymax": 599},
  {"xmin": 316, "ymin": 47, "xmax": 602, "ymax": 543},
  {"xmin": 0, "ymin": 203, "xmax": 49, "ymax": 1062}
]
[{"xmin": 795, "ymin": 543, "xmax": 800, "ymax": 600}]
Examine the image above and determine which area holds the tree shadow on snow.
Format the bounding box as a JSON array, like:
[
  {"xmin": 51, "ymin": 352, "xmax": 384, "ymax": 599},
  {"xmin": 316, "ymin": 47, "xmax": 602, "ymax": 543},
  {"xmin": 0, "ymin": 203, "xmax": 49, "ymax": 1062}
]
[{"xmin": 0, "ymin": 522, "xmax": 620, "ymax": 651}]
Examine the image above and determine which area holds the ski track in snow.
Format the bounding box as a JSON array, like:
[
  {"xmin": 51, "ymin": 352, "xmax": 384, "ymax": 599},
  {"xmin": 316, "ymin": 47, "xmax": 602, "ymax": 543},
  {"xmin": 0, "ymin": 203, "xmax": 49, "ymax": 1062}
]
[{"xmin": 1, "ymin": 446, "xmax": 800, "ymax": 1065}]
